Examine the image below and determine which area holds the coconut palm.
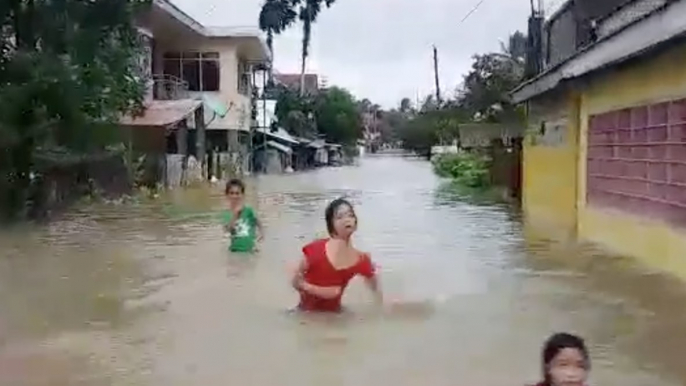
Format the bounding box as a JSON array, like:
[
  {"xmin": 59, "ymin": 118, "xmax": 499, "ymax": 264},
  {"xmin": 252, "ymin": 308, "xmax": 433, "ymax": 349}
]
[
  {"xmin": 258, "ymin": 0, "xmax": 298, "ymax": 60},
  {"xmin": 297, "ymin": 0, "xmax": 335, "ymax": 96}
]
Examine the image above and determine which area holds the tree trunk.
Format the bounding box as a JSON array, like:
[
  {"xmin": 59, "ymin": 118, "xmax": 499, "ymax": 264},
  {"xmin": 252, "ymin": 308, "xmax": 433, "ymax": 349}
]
[{"xmin": 300, "ymin": 11, "xmax": 311, "ymax": 97}]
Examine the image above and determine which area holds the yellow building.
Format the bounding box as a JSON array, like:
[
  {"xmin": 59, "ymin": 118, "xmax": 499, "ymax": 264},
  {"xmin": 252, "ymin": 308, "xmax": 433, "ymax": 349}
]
[{"xmin": 512, "ymin": 0, "xmax": 686, "ymax": 279}]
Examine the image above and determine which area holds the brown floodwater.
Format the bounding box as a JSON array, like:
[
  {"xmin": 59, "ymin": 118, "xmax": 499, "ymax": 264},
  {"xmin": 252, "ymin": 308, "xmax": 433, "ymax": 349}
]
[{"xmin": 1, "ymin": 155, "xmax": 685, "ymax": 386}]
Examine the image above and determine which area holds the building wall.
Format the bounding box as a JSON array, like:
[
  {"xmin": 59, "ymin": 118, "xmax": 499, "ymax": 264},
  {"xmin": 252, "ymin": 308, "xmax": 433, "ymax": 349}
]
[
  {"xmin": 576, "ymin": 44, "xmax": 686, "ymax": 279},
  {"xmin": 153, "ymin": 37, "xmax": 251, "ymax": 132},
  {"xmin": 523, "ymin": 91, "xmax": 579, "ymax": 240}
]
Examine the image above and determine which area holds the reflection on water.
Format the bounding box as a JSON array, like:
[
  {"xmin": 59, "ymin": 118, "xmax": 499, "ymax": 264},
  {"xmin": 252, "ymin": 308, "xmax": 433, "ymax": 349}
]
[{"xmin": 1, "ymin": 156, "xmax": 685, "ymax": 386}]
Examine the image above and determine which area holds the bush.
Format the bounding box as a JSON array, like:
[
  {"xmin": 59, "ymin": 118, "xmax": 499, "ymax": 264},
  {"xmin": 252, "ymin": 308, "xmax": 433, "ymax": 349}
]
[{"xmin": 432, "ymin": 152, "xmax": 490, "ymax": 188}]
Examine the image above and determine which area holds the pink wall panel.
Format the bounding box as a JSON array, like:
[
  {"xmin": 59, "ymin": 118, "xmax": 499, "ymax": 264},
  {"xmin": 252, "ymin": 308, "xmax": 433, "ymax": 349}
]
[{"xmin": 587, "ymin": 98, "xmax": 686, "ymax": 226}]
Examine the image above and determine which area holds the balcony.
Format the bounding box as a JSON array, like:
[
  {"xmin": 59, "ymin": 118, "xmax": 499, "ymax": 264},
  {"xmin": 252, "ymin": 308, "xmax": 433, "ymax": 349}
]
[{"xmin": 152, "ymin": 74, "xmax": 190, "ymax": 100}]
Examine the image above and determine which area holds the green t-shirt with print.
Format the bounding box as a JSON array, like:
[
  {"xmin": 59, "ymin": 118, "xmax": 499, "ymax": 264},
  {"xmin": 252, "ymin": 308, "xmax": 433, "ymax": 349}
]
[{"xmin": 221, "ymin": 206, "xmax": 258, "ymax": 252}]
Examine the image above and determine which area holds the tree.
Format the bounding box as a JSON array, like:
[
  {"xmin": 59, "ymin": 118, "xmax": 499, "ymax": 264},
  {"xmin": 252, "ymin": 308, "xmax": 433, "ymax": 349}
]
[
  {"xmin": 460, "ymin": 52, "xmax": 524, "ymax": 122},
  {"xmin": 314, "ymin": 87, "xmax": 361, "ymax": 144},
  {"xmin": 273, "ymin": 85, "xmax": 316, "ymax": 137},
  {"xmin": 297, "ymin": 0, "xmax": 335, "ymax": 95},
  {"xmin": 399, "ymin": 98, "xmax": 413, "ymax": 114},
  {"xmin": 0, "ymin": 0, "xmax": 150, "ymax": 219},
  {"xmin": 258, "ymin": 0, "xmax": 298, "ymax": 61}
]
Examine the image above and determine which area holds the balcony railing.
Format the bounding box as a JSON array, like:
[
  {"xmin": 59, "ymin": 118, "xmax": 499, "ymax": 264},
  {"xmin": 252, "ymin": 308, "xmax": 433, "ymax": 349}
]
[{"xmin": 152, "ymin": 74, "xmax": 190, "ymax": 100}]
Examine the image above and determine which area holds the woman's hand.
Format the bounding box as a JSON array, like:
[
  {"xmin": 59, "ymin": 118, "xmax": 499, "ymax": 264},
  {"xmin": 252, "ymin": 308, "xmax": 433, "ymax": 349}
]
[{"xmin": 301, "ymin": 282, "xmax": 342, "ymax": 299}]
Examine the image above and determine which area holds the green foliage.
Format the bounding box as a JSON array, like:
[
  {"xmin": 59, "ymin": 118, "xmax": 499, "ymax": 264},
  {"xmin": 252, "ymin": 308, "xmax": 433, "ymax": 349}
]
[
  {"xmin": 0, "ymin": 0, "xmax": 150, "ymax": 220},
  {"xmin": 432, "ymin": 152, "xmax": 490, "ymax": 188},
  {"xmin": 380, "ymin": 30, "xmax": 527, "ymax": 153},
  {"xmin": 396, "ymin": 103, "xmax": 467, "ymax": 156},
  {"xmin": 273, "ymin": 85, "xmax": 361, "ymax": 144},
  {"xmin": 273, "ymin": 85, "xmax": 316, "ymax": 137},
  {"xmin": 314, "ymin": 87, "xmax": 361, "ymax": 144}
]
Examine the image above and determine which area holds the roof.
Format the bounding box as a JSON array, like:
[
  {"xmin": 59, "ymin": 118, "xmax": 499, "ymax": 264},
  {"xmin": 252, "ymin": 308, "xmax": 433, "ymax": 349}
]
[
  {"xmin": 266, "ymin": 140, "xmax": 292, "ymax": 154},
  {"xmin": 152, "ymin": 0, "xmax": 270, "ymax": 62},
  {"xmin": 512, "ymin": 0, "xmax": 686, "ymax": 103},
  {"xmin": 120, "ymin": 99, "xmax": 202, "ymax": 127},
  {"xmin": 256, "ymin": 127, "xmax": 299, "ymax": 145},
  {"xmin": 274, "ymin": 73, "xmax": 319, "ymax": 94},
  {"xmin": 308, "ymin": 139, "xmax": 326, "ymax": 149}
]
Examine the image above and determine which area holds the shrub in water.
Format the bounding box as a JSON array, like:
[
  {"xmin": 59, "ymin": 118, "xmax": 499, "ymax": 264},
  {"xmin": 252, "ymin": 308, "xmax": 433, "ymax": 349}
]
[{"xmin": 432, "ymin": 152, "xmax": 490, "ymax": 188}]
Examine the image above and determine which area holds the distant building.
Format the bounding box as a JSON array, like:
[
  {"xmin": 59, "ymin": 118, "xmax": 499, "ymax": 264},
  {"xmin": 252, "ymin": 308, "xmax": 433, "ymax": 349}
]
[{"xmin": 274, "ymin": 73, "xmax": 319, "ymax": 95}]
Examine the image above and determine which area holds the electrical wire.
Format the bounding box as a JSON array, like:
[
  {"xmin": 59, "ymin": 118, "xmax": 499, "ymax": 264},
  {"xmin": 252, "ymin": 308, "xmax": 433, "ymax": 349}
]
[{"xmin": 460, "ymin": 0, "xmax": 488, "ymax": 23}]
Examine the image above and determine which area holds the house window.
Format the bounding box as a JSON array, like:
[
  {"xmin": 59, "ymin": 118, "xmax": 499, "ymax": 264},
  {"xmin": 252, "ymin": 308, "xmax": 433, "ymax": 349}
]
[
  {"xmin": 163, "ymin": 52, "xmax": 220, "ymax": 92},
  {"xmin": 237, "ymin": 59, "xmax": 251, "ymax": 95},
  {"xmin": 587, "ymin": 99, "xmax": 686, "ymax": 225}
]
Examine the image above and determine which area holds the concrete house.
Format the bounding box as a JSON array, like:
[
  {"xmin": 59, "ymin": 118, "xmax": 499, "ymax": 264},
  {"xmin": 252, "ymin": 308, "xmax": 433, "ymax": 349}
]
[
  {"xmin": 122, "ymin": 0, "xmax": 270, "ymax": 184},
  {"xmin": 513, "ymin": 0, "xmax": 686, "ymax": 279}
]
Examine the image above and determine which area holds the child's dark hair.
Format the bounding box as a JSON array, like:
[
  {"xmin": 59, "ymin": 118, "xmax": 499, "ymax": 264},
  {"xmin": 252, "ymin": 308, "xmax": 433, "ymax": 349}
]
[
  {"xmin": 541, "ymin": 333, "xmax": 590, "ymax": 386},
  {"xmin": 324, "ymin": 198, "xmax": 356, "ymax": 235},
  {"xmin": 225, "ymin": 179, "xmax": 245, "ymax": 195}
]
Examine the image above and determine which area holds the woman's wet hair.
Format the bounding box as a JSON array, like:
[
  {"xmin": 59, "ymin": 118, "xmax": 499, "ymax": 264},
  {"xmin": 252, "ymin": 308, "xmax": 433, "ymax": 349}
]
[
  {"xmin": 225, "ymin": 179, "xmax": 245, "ymax": 195},
  {"xmin": 324, "ymin": 198, "xmax": 356, "ymax": 235},
  {"xmin": 541, "ymin": 332, "xmax": 590, "ymax": 385}
]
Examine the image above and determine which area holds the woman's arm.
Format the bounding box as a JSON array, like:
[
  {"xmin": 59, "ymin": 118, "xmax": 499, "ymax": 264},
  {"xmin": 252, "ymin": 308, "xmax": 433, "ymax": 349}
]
[
  {"xmin": 291, "ymin": 258, "xmax": 308, "ymax": 292},
  {"xmin": 365, "ymin": 276, "xmax": 384, "ymax": 305},
  {"xmin": 291, "ymin": 257, "xmax": 341, "ymax": 299},
  {"xmin": 255, "ymin": 217, "xmax": 264, "ymax": 241}
]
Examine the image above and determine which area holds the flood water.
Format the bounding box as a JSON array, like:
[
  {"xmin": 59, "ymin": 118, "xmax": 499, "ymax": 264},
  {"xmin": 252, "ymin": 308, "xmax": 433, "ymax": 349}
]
[{"xmin": 1, "ymin": 155, "xmax": 686, "ymax": 386}]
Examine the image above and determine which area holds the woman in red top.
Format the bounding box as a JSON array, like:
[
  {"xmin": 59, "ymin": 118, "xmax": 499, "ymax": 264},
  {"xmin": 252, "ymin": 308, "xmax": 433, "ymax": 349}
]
[{"xmin": 291, "ymin": 198, "xmax": 383, "ymax": 313}]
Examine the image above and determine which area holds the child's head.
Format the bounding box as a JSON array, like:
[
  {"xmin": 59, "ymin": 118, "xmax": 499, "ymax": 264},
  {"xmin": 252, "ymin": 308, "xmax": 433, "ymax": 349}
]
[
  {"xmin": 225, "ymin": 179, "xmax": 245, "ymax": 204},
  {"xmin": 325, "ymin": 198, "xmax": 357, "ymax": 239},
  {"xmin": 540, "ymin": 333, "xmax": 590, "ymax": 386}
]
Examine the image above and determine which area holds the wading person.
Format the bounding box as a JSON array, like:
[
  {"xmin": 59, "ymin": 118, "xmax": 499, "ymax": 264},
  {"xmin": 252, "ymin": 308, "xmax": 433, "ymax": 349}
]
[
  {"xmin": 533, "ymin": 332, "xmax": 591, "ymax": 386},
  {"xmin": 291, "ymin": 198, "xmax": 383, "ymax": 312},
  {"xmin": 222, "ymin": 179, "xmax": 263, "ymax": 253}
]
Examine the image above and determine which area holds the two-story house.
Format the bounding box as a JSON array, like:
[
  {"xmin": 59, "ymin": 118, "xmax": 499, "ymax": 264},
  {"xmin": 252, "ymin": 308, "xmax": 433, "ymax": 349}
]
[{"xmin": 122, "ymin": 0, "xmax": 270, "ymax": 183}]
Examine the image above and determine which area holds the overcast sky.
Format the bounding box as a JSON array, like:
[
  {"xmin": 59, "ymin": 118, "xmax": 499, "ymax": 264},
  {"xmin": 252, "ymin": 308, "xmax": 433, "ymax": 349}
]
[{"xmin": 171, "ymin": 0, "xmax": 562, "ymax": 109}]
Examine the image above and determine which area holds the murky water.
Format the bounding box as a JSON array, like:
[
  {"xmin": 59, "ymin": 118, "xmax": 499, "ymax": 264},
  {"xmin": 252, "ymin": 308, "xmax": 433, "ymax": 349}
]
[{"xmin": 1, "ymin": 155, "xmax": 686, "ymax": 386}]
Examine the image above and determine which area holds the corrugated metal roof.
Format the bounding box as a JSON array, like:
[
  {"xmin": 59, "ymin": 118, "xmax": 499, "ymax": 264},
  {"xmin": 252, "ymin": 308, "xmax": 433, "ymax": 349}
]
[
  {"xmin": 266, "ymin": 140, "xmax": 292, "ymax": 154},
  {"xmin": 120, "ymin": 99, "xmax": 202, "ymax": 127},
  {"xmin": 256, "ymin": 127, "xmax": 299, "ymax": 145}
]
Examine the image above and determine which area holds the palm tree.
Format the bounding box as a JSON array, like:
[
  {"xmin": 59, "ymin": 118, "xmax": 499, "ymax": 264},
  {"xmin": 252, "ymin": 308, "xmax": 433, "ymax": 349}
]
[
  {"xmin": 258, "ymin": 0, "xmax": 298, "ymax": 63},
  {"xmin": 297, "ymin": 0, "xmax": 335, "ymax": 96}
]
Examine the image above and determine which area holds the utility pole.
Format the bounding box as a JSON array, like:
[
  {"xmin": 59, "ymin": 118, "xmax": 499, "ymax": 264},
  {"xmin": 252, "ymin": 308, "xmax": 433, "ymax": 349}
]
[{"xmin": 433, "ymin": 45, "xmax": 442, "ymax": 106}]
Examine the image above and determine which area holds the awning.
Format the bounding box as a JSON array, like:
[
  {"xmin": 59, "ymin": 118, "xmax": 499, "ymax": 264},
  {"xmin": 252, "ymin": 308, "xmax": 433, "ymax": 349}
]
[
  {"xmin": 308, "ymin": 139, "xmax": 326, "ymax": 149},
  {"xmin": 256, "ymin": 127, "xmax": 299, "ymax": 145},
  {"xmin": 120, "ymin": 99, "xmax": 202, "ymax": 127},
  {"xmin": 266, "ymin": 140, "xmax": 292, "ymax": 154}
]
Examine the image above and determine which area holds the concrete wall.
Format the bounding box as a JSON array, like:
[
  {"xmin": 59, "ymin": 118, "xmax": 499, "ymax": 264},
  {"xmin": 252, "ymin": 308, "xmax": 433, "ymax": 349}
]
[
  {"xmin": 524, "ymin": 43, "xmax": 686, "ymax": 279},
  {"xmin": 576, "ymin": 44, "xmax": 686, "ymax": 279},
  {"xmin": 523, "ymin": 91, "xmax": 579, "ymax": 240}
]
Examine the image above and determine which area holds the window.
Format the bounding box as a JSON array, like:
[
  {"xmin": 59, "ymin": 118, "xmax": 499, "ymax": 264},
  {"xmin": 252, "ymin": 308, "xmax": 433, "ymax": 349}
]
[
  {"xmin": 237, "ymin": 59, "xmax": 251, "ymax": 95},
  {"xmin": 587, "ymin": 99, "xmax": 686, "ymax": 225},
  {"xmin": 162, "ymin": 52, "xmax": 220, "ymax": 92}
]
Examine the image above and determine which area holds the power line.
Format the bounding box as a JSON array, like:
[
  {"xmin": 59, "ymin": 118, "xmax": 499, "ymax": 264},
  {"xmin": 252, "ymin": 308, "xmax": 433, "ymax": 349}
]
[{"xmin": 460, "ymin": 0, "xmax": 488, "ymax": 23}]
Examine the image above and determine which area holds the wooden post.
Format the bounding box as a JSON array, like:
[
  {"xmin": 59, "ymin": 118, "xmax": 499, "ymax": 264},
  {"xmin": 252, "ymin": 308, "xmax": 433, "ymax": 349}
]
[{"xmin": 194, "ymin": 105, "xmax": 206, "ymax": 180}]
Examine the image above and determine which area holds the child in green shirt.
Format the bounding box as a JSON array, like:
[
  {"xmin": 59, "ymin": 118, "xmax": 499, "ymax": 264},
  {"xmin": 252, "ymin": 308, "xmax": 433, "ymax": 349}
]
[{"xmin": 222, "ymin": 179, "xmax": 263, "ymax": 252}]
